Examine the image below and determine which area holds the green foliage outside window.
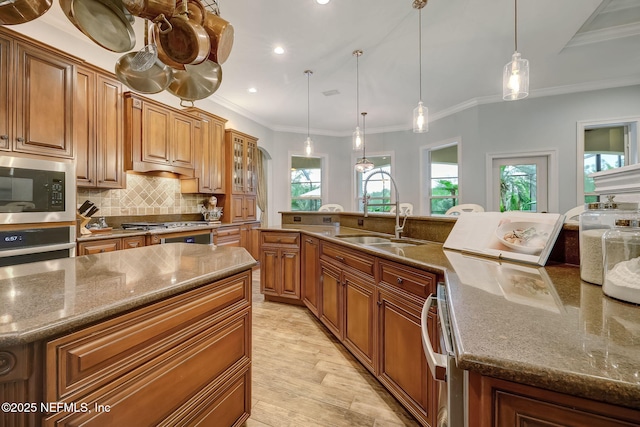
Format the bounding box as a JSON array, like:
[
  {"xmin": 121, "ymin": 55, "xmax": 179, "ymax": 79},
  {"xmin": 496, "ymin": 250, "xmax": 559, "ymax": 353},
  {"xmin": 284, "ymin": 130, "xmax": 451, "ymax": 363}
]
[{"xmin": 500, "ymin": 165, "xmax": 537, "ymax": 212}]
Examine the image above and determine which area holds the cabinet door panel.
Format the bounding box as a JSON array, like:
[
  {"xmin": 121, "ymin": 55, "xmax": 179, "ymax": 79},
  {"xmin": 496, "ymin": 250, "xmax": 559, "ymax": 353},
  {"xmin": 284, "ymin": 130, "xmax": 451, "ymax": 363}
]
[
  {"xmin": 280, "ymin": 249, "xmax": 300, "ymax": 299},
  {"xmin": 378, "ymin": 286, "xmax": 434, "ymax": 427},
  {"xmin": 15, "ymin": 44, "xmax": 74, "ymax": 158},
  {"xmin": 244, "ymin": 195, "xmax": 257, "ymax": 221},
  {"xmin": 319, "ymin": 261, "xmax": 342, "ymax": 339},
  {"xmin": 0, "ymin": 35, "xmax": 9, "ymax": 151},
  {"xmin": 260, "ymin": 249, "xmax": 279, "ymax": 296},
  {"xmin": 141, "ymin": 103, "xmax": 171, "ymax": 165},
  {"xmin": 231, "ymin": 195, "xmax": 245, "ymax": 222},
  {"xmin": 95, "ymin": 74, "xmax": 123, "ymax": 188},
  {"xmin": 172, "ymin": 113, "xmax": 195, "ymax": 169},
  {"xmin": 212, "ymin": 118, "xmax": 225, "ymax": 192},
  {"xmin": 75, "ymin": 67, "xmax": 94, "ymax": 185},
  {"xmin": 302, "ymin": 237, "xmax": 320, "ymax": 316},
  {"xmin": 344, "ymin": 271, "xmax": 376, "ymax": 373},
  {"xmin": 198, "ymin": 115, "xmax": 214, "ymax": 192}
]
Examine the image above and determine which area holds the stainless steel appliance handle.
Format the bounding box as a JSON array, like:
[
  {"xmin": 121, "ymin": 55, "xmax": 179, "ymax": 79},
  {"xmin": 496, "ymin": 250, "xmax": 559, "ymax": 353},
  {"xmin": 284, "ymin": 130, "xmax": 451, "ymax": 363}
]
[
  {"xmin": 0, "ymin": 242, "xmax": 75, "ymax": 258},
  {"xmin": 421, "ymin": 294, "xmax": 448, "ymax": 382}
]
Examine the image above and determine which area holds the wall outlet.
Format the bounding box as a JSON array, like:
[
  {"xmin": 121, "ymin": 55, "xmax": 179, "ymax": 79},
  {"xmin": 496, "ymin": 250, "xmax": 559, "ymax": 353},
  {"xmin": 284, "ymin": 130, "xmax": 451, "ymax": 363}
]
[
  {"xmin": 358, "ymin": 219, "xmax": 364, "ymax": 226},
  {"xmin": 323, "ymin": 217, "xmax": 332, "ymax": 223},
  {"xmin": 293, "ymin": 216, "xmax": 302, "ymax": 222}
]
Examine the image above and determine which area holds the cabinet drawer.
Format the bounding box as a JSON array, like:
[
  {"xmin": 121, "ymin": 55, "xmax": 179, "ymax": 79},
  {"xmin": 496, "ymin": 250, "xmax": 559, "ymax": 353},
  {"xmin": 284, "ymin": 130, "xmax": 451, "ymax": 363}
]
[
  {"xmin": 261, "ymin": 231, "xmax": 300, "ymax": 247},
  {"xmin": 320, "ymin": 241, "xmax": 375, "ymax": 277},
  {"xmin": 46, "ymin": 271, "xmax": 251, "ymax": 402},
  {"xmin": 379, "ymin": 260, "xmax": 435, "ymax": 298},
  {"xmin": 77, "ymin": 238, "xmax": 121, "ymax": 255},
  {"xmin": 122, "ymin": 235, "xmax": 145, "ymax": 249},
  {"xmin": 44, "ymin": 311, "xmax": 251, "ymax": 426},
  {"xmin": 216, "ymin": 226, "xmax": 241, "ymax": 238}
]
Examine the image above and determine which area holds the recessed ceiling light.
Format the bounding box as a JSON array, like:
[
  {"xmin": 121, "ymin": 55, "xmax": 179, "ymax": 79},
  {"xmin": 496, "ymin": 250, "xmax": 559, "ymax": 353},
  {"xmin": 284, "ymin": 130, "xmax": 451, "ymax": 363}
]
[
  {"xmin": 274, "ymin": 46, "xmax": 285, "ymax": 55},
  {"xmin": 316, "ymin": 0, "xmax": 330, "ymax": 4},
  {"xmin": 248, "ymin": 87, "xmax": 257, "ymax": 93}
]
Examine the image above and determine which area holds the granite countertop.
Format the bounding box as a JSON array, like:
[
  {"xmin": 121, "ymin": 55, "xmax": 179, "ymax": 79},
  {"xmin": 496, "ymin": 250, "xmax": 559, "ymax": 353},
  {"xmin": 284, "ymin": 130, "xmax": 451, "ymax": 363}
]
[
  {"xmin": 273, "ymin": 224, "xmax": 640, "ymax": 410},
  {"xmin": 76, "ymin": 223, "xmax": 228, "ymax": 242},
  {"xmin": 0, "ymin": 244, "xmax": 257, "ymax": 347}
]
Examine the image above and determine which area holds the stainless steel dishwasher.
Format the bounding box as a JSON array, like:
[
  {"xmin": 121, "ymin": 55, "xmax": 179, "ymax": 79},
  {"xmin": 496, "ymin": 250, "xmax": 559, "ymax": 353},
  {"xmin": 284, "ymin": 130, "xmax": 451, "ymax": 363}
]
[{"xmin": 421, "ymin": 284, "xmax": 466, "ymax": 427}]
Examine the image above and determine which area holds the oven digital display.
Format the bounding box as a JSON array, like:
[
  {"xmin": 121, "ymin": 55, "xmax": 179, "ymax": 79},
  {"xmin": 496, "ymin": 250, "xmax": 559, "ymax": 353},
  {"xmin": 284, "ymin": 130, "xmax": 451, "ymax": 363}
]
[{"xmin": 0, "ymin": 227, "xmax": 70, "ymax": 251}]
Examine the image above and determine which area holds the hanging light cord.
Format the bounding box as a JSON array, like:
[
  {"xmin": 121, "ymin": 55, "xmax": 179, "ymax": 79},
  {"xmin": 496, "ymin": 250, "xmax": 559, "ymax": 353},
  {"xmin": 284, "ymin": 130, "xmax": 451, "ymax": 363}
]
[
  {"xmin": 418, "ymin": 7, "xmax": 423, "ymax": 102},
  {"xmin": 514, "ymin": 0, "xmax": 518, "ymax": 52},
  {"xmin": 306, "ymin": 71, "xmax": 311, "ymax": 138},
  {"xmin": 361, "ymin": 112, "xmax": 367, "ymax": 158}
]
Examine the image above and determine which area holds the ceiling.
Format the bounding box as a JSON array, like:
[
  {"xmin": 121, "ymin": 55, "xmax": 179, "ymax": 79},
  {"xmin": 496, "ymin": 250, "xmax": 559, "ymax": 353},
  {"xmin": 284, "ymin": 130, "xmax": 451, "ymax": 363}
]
[{"xmin": 18, "ymin": 0, "xmax": 640, "ymax": 135}]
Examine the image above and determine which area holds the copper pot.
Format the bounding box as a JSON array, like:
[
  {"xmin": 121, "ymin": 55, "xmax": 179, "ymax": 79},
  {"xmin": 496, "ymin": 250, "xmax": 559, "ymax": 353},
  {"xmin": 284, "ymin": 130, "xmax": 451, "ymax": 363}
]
[
  {"xmin": 185, "ymin": 0, "xmax": 204, "ymax": 24},
  {"xmin": 202, "ymin": 10, "xmax": 233, "ymax": 64},
  {"xmin": 121, "ymin": 0, "xmax": 174, "ymax": 20},
  {"xmin": 115, "ymin": 52, "xmax": 174, "ymax": 94},
  {"xmin": 0, "ymin": 0, "xmax": 52, "ymax": 25},
  {"xmin": 167, "ymin": 60, "xmax": 221, "ymax": 105},
  {"xmin": 157, "ymin": 0, "xmax": 210, "ymax": 66}
]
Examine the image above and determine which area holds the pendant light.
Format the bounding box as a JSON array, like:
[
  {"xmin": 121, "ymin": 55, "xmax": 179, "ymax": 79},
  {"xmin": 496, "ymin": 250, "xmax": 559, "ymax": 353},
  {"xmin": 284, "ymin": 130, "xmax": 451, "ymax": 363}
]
[
  {"xmin": 503, "ymin": 0, "xmax": 529, "ymax": 100},
  {"xmin": 303, "ymin": 70, "xmax": 314, "ymax": 156},
  {"xmin": 352, "ymin": 50, "xmax": 363, "ymax": 151},
  {"xmin": 354, "ymin": 112, "xmax": 374, "ymax": 172},
  {"xmin": 413, "ymin": 0, "xmax": 428, "ymax": 133}
]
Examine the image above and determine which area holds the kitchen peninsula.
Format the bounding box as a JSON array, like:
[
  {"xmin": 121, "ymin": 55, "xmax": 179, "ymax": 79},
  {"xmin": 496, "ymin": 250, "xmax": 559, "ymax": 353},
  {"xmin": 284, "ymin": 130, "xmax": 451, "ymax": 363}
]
[
  {"xmin": 0, "ymin": 243, "xmax": 256, "ymax": 426},
  {"xmin": 261, "ymin": 212, "xmax": 640, "ymax": 426}
]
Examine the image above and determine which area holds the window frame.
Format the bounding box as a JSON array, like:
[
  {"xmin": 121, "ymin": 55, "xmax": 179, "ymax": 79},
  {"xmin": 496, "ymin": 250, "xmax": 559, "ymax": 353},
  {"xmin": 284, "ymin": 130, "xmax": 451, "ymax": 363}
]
[
  {"xmin": 351, "ymin": 151, "xmax": 394, "ymax": 212},
  {"xmin": 576, "ymin": 117, "xmax": 640, "ymax": 205},
  {"xmin": 288, "ymin": 152, "xmax": 328, "ymax": 212},
  {"xmin": 424, "ymin": 140, "xmax": 460, "ymax": 215}
]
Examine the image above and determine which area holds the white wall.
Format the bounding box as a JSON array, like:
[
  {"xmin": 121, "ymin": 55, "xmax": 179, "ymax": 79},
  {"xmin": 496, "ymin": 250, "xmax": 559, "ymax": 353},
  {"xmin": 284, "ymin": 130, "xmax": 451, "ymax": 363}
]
[{"xmin": 9, "ymin": 22, "xmax": 640, "ymax": 225}]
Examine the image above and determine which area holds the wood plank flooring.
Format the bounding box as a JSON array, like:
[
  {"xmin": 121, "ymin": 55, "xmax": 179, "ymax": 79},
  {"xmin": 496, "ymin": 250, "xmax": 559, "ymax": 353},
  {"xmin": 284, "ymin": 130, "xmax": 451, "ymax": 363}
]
[{"xmin": 243, "ymin": 270, "xmax": 420, "ymax": 427}]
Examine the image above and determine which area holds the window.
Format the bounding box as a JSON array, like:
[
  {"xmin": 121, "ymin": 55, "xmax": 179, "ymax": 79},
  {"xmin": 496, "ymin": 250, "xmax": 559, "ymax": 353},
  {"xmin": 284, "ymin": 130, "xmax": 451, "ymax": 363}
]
[
  {"xmin": 290, "ymin": 156, "xmax": 323, "ymax": 211},
  {"xmin": 356, "ymin": 156, "xmax": 392, "ymax": 212},
  {"xmin": 428, "ymin": 144, "xmax": 458, "ymax": 215},
  {"xmin": 490, "ymin": 155, "xmax": 549, "ymax": 212},
  {"xmin": 583, "ymin": 126, "xmax": 627, "ymax": 203}
]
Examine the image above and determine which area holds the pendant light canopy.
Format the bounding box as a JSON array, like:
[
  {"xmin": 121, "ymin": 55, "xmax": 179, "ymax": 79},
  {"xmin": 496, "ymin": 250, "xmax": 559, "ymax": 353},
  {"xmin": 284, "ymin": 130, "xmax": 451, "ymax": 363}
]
[
  {"xmin": 354, "ymin": 112, "xmax": 374, "ymax": 172},
  {"xmin": 412, "ymin": 0, "xmax": 428, "ymax": 133},
  {"xmin": 304, "ymin": 70, "xmax": 314, "ymax": 156},
  {"xmin": 503, "ymin": 0, "xmax": 529, "ymax": 100},
  {"xmin": 352, "ymin": 50, "xmax": 363, "ymax": 151}
]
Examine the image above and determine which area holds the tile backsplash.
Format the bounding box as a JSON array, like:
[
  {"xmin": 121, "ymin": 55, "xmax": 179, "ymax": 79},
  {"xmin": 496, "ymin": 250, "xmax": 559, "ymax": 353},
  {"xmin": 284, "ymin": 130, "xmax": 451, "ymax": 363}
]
[{"xmin": 77, "ymin": 174, "xmax": 205, "ymax": 217}]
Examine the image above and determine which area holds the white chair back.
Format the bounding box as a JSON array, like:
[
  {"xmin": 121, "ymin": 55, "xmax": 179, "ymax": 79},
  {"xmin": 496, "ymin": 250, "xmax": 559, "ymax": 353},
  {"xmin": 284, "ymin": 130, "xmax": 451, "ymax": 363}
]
[
  {"xmin": 445, "ymin": 204, "xmax": 485, "ymax": 216},
  {"xmin": 389, "ymin": 203, "xmax": 414, "ymax": 215},
  {"xmin": 318, "ymin": 204, "xmax": 344, "ymax": 212}
]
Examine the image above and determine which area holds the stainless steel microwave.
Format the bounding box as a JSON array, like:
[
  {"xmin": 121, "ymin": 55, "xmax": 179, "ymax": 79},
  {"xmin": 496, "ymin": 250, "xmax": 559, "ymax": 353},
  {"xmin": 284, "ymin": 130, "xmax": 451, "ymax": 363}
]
[{"xmin": 0, "ymin": 155, "xmax": 76, "ymax": 224}]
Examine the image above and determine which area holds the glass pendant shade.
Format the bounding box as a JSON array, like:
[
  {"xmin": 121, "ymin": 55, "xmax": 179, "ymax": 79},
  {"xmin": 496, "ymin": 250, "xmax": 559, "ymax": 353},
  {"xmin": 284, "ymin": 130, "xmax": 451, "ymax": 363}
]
[
  {"xmin": 413, "ymin": 101, "xmax": 428, "ymax": 133},
  {"xmin": 352, "ymin": 126, "xmax": 362, "ymax": 151},
  {"xmin": 304, "ymin": 137, "xmax": 313, "ymax": 157},
  {"xmin": 354, "ymin": 158, "xmax": 374, "ymax": 173},
  {"xmin": 503, "ymin": 51, "xmax": 529, "ymax": 100}
]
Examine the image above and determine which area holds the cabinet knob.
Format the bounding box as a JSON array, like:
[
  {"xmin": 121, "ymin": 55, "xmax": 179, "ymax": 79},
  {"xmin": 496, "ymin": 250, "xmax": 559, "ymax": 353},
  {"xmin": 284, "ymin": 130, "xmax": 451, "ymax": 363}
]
[
  {"xmin": 16, "ymin": 137, "xmax": 24, "ymax": 143},
  {"xmin": 377, "ymin": 301, "xmax": 382, "ymax": 306},
  {"xmin": 396, "ymin": 277, "xmax": 403, "ymax": 284},
  {"xmin": 100, "ymin": 249, "xmax": 105, "ymax": 253},
  {"xmin": 335, "ymin": 255, "xmax": 345, "ymax": 262},
  {"xmin": 0, "ymin": 135, "xmax": 8, "ymax": 141}
]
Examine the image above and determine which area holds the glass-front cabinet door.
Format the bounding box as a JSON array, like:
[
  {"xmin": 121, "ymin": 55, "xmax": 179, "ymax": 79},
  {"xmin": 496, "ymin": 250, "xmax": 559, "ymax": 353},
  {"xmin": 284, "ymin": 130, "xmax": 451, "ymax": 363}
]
[
  {"xmin": 232, "ymin": 133, "xmax": 245, "ymax": 194},
  {"xmin": 246, "ymin": 139, "xmax": 257, "ymax": 194}
]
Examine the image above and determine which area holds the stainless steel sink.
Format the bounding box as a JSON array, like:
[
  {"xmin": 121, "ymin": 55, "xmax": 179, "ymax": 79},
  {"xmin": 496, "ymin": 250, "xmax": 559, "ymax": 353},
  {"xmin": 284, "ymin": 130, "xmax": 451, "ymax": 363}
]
[
  {"xmin": 335, "ymin": 235, "xmax": 391, "ymax": 244},
  {"xmin": 368, "ymin": 241, "xmax": 418, "ymax": 248}
]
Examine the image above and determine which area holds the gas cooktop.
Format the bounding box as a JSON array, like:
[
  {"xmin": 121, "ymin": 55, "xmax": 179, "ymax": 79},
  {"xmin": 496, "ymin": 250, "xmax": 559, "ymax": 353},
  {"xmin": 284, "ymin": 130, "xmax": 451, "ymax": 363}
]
[{"xmin": 121, "ymin": 222, "xmax": 211, "ymax": 231}]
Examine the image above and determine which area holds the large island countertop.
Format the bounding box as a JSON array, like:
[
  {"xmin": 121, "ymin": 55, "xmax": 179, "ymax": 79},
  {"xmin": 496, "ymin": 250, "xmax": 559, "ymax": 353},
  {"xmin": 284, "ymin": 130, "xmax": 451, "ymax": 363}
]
[
  {"xmin": 0, "ymin": 243, "xmax": 257, "ymax": 347},
  {"xmin": 269, "ymin": 224, "xmax": 640, "ymax": 410}
]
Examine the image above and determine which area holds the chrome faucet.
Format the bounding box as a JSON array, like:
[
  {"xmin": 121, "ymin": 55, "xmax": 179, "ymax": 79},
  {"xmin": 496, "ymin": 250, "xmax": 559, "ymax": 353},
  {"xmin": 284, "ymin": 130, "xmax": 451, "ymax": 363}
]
[{"xmin": 362, "ymin": 169, "xmax": 408, "ymax": 239}]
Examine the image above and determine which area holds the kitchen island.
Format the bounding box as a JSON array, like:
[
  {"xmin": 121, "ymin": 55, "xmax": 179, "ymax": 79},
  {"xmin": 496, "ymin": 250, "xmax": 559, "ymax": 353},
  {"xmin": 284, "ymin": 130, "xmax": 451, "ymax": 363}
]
[
  {"xmin": 0, "ymin": 243, "xmax": 256, "ymax": 426},
  {"xmin": 262, "ymin": 221, "xmax": 640, "ymax": 426}
]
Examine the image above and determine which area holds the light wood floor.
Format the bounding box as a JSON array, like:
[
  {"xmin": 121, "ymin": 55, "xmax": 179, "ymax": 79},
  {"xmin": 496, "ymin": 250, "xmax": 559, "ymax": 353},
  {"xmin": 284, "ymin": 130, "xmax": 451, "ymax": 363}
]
[{"xmin": 243, "ymin": 270, "xmax": 420, "ymax": 427}]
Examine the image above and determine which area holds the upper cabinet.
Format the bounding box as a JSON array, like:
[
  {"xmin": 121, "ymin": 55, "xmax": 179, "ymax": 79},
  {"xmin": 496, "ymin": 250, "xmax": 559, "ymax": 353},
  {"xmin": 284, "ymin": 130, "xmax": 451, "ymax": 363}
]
[
  {"xmin": 124, "ymin": 92, "xmax": 198, "ymax": 177},
  {"xmin": 222, "ymin": 129, "xmax": 258, "ymax": 222},
  {"xmin": 76, "ymin": 65, "xmax": 125, "ymax": 188},
  {"xmin": 0, "ymin": 30, "xmax": 75, "ymax": 159},
  {"xmin": 180, "ymin": 108, "xmax": 227, "ymax": 194}
]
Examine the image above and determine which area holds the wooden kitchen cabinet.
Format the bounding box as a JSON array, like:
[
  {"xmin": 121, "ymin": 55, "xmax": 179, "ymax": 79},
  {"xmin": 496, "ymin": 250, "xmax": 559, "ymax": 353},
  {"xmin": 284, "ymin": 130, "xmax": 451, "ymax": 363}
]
[
  {"xmin": 124, "ymin": 92, "xmax": 198, "ymax": 177},
  {"xmin": 181, "ymin": 108, "xmax": 227, "ymax": 194},
  {"xmin": 377, "ymin": 260, "xmax": 437, "ymax": 427},
  {"xmin": 240, "ymin": 221, "xmax": 261, "ymax": 260},
  {"xmin": 78, "ymin": 236, "xmax": 145, "ymax": 255},
  {"xmin": 222, "ymin": 129, "xmax": 258, "ymax": 223},
  {"xmin": 43, "ymin": 270, "xmax": 252, "ymax": 426},
  {"xmin": 319, "ymin": 241, "xmax": 377, "ymax": 373},
  {"xmin": 215, "ymin": 225, "xmax": 242, "ymax": 247},
  {"xmin": 76, "ymin": 65, "xmax": 125, "ymax": 188},
  {"xmin": 0, "ymin": 29, "xmax": 75, "ymax": 159},
  {"xmin": 260, "ymin": 231, "xmax": 301, "ymax": 300},
  {"xmin": 301, "ymin": 236, "xmax": 320, "ymax": 316},
  {"xmin": 468, "ymin": 372, "xmax": 640, "ymax": 427}
]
